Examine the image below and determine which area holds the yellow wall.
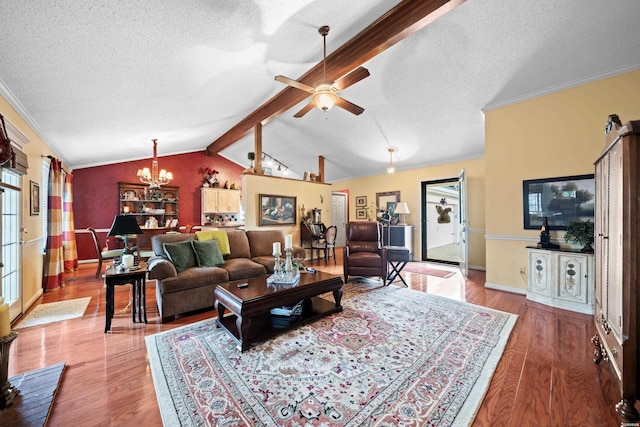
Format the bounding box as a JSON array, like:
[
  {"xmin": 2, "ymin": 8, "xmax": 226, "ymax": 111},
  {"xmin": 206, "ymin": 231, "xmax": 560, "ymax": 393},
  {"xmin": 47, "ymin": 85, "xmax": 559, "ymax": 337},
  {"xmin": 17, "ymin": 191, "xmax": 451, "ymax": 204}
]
[
  {"xmin": 1, "ymin": 95, "xmax": 61, "ymax": 311},
  {"xmin": 332, "ymin": 157, "xmax": 486, "ymax": 269},
  {"xmin": 485, "ymin": 69, "xmax": 640, "ymax": 292},
  {"xmin": 242, "ymin": 173, "xmax": 333, "ymax": 253}
]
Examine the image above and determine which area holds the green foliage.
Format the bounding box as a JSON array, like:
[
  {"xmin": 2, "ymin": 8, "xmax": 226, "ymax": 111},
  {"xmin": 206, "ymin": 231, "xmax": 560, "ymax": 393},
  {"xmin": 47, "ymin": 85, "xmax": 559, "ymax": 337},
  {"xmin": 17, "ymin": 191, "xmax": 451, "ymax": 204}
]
[
  {"xmin": 247, "ymin": 152, "xmax": 255, "ymax": 161},
  {"xmin": 564, "ymin": 220, "xmax": 595, "ymax": 249}
]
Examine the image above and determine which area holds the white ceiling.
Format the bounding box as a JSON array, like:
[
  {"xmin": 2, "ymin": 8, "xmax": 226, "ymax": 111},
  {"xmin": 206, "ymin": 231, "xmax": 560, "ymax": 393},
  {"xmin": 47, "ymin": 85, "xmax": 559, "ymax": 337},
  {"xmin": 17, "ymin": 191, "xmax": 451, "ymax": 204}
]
[{"xmin": 1, "ymin": 0, "xmax": 639, "ymax": 182}]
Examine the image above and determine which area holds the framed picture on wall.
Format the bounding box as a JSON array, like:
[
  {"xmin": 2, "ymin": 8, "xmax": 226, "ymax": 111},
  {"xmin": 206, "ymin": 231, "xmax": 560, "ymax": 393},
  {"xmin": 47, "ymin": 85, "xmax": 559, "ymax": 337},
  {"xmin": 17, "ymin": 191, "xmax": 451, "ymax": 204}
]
[
  {"xmin": 259, "ymin": 194, "xmax": 297, "ymax": 226},
  {"xmin": 522, "ymin": 174, "xmax": 595, "ymax": 230},
  {"xmin": 30, "ymin": 180, "xmax": 40, "ymax": 215},
  {"xmin": 355, "ymin": 196, "xmax": 367, "ymax": 207},
  {"xmin": 356, "ymin": 209, "xmax": 367, "ymax": 220}
]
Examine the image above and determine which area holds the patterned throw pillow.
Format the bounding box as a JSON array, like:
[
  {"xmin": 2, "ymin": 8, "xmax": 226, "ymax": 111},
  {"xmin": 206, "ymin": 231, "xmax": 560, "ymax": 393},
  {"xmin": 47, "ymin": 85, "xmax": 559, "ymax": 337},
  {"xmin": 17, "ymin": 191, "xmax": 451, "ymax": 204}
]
[
  {"xmin": 191, "ymin": 239, "xmax": 224, "ymax": 267},
  {"xmin": 195, "ymin": 230, "xmax": 231, "ymax": 255},
  {"xmin": 163, "ymin": 239, "xmax": 196, "ymax": 273}
]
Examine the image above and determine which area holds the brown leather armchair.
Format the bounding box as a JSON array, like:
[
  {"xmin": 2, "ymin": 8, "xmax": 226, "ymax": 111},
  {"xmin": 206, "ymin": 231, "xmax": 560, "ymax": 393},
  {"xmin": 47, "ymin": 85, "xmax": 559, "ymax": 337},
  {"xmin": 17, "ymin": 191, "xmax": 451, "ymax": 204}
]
[{"xmin": 343, "ymin": 221, "xmax": 387, "ymax": 284}]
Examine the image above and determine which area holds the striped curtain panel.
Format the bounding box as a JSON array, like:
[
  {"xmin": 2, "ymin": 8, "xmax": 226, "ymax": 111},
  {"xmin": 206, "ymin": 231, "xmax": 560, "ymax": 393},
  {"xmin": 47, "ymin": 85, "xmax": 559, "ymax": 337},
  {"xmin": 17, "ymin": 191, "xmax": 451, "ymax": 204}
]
[
  {"xmin": 63, "ymin": 172, "xmax": 78, "ymax": 272},
  {"xmin": 42, "ymin": 158, "xmax": 64, "ymax": 290}
]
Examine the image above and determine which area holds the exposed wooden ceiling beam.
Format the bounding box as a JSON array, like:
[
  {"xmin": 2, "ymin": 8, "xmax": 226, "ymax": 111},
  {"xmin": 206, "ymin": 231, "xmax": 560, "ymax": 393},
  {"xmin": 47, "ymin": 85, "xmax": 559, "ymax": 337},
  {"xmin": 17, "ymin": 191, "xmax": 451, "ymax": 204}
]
[{"xmin": 206, "ymin": 0, "xmax": 466, "ymax": 156}]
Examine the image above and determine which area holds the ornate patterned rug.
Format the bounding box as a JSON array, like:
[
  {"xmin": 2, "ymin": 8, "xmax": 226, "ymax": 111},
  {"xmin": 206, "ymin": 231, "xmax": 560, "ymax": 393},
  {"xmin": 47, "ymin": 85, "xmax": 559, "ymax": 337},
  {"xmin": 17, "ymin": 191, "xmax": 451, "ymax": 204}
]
[
  {"xmin": 145, "ymin": 282, "xmax": 517, "ymax": 426},
  {"xmin": 15, "ymin": 297, "xmax": 91, "ymax": 329}
]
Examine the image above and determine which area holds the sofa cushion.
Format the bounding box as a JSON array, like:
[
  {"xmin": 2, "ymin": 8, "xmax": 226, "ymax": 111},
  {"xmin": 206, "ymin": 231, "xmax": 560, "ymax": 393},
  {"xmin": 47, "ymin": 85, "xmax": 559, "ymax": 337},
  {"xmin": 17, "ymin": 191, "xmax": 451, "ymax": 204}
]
[
  {"xmin": 221, "ymin": 258, "xmax": 266, "ymax": 280},
  {"xmin": 163, "ymin": 239, "xmax": 196, "ymax": 273},
  {"xmin": 191, "ymin": 239, "xmax": 224, "ymax": 267},
  {"xmin": 246, "ymin": 230, "xmax": 286, "ymax": 257},
  {"xmin": 224, "ymin": 230, "xmax": 252, "ymax": 259},
  {"xmin": 195, "ymin": 230, "xmax": 231, "ymax": 255},
  {"xmin": 158, "ymin": 266, "xmax": 229, "ymax": 294}
]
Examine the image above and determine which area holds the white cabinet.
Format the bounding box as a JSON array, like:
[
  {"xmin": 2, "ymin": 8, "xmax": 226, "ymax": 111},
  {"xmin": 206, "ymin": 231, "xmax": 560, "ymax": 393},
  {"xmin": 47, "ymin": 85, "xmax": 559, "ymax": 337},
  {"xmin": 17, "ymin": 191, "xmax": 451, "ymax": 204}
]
[
  {"xmin": 526, "ymin": 247, "xmax": 593, "ymax": 314},
  {"xmin": 201, "ymin": 188, "xmax": 242, "ymax": 223}
]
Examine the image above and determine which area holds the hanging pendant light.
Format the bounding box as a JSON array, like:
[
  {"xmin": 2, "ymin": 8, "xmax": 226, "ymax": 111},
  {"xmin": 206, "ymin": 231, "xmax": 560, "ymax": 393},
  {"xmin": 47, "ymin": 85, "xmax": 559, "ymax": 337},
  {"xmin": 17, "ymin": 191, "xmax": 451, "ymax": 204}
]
[{"xmin": 387, "ymin": 147, "xmax": 395, "ymax": 174}]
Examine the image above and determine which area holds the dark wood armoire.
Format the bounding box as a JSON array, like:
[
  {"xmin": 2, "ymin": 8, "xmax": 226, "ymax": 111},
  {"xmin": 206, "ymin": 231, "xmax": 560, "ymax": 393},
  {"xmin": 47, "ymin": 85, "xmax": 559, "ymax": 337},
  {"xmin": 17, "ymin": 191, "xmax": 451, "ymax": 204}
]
[{"xmin": 592, "ymin": 115, "xmax": 640, "ymax": 422}]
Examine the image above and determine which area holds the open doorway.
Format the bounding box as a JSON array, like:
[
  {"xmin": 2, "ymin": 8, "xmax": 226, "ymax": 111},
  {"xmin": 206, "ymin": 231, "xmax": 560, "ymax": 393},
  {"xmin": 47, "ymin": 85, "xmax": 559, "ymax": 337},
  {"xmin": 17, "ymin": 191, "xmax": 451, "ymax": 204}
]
[{"xmin": 421, "ymin": 175, "xmax": 467, "ymax": 270}]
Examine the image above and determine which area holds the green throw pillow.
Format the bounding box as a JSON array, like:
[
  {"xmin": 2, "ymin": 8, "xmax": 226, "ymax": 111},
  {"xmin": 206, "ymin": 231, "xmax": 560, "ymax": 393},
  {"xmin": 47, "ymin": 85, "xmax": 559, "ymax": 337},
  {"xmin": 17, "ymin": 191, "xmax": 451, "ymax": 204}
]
[
  {"xmin": 163, "ymin": 239, "xmax": 196, "ymax": 273},
  {"xmin": 191, "ymin": 239, "xmax": 224, "ymax": 267},
  {"xmin": 196, "ymin": 230, "xmax": 231, "ymax": 255}
]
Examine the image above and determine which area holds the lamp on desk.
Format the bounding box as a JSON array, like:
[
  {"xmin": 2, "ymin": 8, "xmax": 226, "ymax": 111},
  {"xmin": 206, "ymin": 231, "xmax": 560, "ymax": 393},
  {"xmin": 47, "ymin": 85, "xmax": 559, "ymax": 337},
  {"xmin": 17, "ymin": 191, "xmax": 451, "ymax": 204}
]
[
  {"xmin": 394, "ymin": 202, "xmax": 410, "ymax": 225},
  {"xmin": 108, "ymin": 215, "xmax": 143, "ymax": 268}
]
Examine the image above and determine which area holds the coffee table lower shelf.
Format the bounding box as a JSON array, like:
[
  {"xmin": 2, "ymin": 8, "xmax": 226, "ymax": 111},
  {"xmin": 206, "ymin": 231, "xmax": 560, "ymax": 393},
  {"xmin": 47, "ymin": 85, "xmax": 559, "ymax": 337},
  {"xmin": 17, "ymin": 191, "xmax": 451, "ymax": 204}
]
[{"xmin": 215, "ymin": 296, "xmax": 341, "ymax": 351}]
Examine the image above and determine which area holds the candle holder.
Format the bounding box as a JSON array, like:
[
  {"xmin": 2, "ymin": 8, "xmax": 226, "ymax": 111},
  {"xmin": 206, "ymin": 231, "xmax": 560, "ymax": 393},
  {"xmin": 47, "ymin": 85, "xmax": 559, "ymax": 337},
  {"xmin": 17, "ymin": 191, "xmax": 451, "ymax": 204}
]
[
  {"xmin": 0, "ymin": 331, "xmax": 19, "ymax": 409},
  {"xmin": 267, "ymin": 248, "xmax": 300, "ymax": 285}
]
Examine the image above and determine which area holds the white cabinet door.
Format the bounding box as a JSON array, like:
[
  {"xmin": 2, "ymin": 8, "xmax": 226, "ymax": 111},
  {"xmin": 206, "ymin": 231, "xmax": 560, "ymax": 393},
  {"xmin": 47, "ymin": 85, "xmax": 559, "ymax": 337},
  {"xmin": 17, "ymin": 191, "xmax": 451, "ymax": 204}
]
[
  {"xmin": 528, "ymin": 249, "xmax": 552, "ymax": 296},
  {"xmin": 556, "ymin": 253, "xmax": 589, "ymax": 305},
  {"xmin": 202, "ymin": 188, "xmax": 218, "ymax": 212}
]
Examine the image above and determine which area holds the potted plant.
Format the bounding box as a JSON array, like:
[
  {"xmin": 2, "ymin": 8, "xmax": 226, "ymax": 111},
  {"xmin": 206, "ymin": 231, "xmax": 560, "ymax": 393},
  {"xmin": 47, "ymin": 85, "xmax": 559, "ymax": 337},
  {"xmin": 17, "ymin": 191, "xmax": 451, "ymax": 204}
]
[
  {"xmin": 564, "ymin": 220, "xmax": 595, "ymax": 253},
  {"xmin": 245, "ymin": 152, "xmax": 256, "ymax": 174}
]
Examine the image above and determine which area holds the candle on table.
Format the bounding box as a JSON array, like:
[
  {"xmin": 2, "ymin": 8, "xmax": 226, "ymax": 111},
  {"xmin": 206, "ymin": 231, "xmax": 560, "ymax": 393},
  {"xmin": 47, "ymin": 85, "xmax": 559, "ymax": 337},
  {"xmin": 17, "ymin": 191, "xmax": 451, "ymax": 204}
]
[
  {"xmin": 285, "ymin": 234, "xmax": 293, "ymax": 249},
  {"xmin": 0, "ymin": 296, "xmax": 10, "ymax": 338},
  {"xmin": 273, "ymin": 242, "xmax": 281, "ymax": 257}
]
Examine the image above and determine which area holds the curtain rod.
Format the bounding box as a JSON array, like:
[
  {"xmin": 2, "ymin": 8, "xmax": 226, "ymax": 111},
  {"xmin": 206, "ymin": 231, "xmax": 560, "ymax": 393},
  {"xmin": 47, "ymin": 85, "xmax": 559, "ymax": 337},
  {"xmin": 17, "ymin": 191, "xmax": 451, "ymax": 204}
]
[{"xmin": 41, "ymin": 155, "xmax": 70, "ymax": 174}]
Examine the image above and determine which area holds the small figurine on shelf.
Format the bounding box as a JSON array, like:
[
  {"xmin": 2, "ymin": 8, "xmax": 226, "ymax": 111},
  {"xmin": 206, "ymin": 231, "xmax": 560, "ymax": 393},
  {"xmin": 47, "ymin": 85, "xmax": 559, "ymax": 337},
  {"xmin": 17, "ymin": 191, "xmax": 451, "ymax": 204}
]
[{"xmin": 537, "ymin": 217, "xmax": 559, "ymax": 249}]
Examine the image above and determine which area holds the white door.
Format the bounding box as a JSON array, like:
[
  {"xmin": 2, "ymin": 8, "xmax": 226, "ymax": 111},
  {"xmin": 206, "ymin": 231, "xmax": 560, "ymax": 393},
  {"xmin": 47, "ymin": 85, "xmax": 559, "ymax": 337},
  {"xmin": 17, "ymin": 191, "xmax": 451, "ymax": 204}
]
[
  {"xmin": 331, "ymin": 192, "xmax": 348, "ymax": 247},
  {"xmin": 458, "ymin": 169, "xmax": 468, "ymax": 277},
  {"xmin": 1, "ymin": 170, "xmax": 22, "ymax": 321}
]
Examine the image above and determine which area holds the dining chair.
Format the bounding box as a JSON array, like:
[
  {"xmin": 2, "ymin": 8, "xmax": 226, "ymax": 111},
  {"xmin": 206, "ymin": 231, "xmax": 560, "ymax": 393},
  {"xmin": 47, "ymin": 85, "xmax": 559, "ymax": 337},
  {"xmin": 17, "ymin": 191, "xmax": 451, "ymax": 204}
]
[
  {"xmin": 312, "ymin": 225, "xmax": 337, "ymax": 263},
  {"xmin": 87, "ymin": 227, "xmax": 122, "ymax": 278}
]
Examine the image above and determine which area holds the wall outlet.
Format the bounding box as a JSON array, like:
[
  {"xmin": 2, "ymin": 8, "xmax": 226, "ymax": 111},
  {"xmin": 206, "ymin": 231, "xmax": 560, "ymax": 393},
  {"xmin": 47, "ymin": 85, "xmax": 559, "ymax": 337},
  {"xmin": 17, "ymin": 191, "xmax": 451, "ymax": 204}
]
[{"xmin": 519, "ymin": 267, "xmax": 525, "ymax": 274}]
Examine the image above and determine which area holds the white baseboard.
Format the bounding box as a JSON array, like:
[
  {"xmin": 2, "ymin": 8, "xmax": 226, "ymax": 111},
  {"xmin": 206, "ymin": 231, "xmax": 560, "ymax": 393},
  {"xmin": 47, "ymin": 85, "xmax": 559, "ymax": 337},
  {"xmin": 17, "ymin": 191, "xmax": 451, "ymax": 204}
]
[
  {"xmin": 484, "ymin": 282, "xmax": 526, "ymax": 295},
  {"xmin": 469, "ymin": 265, "xmax": 486, "ymax": 271}
]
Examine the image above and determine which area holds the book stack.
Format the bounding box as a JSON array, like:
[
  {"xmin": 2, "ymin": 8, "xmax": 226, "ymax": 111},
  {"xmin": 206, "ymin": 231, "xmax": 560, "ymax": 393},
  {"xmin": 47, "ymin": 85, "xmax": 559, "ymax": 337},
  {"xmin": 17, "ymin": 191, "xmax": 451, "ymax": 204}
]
[{"xmin": 270, "ymin": 301, "xmax": 303, "ymax": 329}]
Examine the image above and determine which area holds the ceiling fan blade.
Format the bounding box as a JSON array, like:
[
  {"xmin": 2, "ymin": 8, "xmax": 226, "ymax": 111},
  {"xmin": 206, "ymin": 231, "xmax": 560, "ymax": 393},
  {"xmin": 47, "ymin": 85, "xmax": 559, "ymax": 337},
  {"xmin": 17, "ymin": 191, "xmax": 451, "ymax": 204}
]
[
  {"xmin": 275, "ymin": 75, "xmax": 314, "ymax": 93},
  {"xmin": 333, "ymin": 67, "xmax": 370, "ymax": 91},
  {"xmin": 335, "ymin": 97, "xmax": 365, "ymax": 115},
  {"xmin": 293, "ymin": 101, "xmax": 316, "ymax": 118}
]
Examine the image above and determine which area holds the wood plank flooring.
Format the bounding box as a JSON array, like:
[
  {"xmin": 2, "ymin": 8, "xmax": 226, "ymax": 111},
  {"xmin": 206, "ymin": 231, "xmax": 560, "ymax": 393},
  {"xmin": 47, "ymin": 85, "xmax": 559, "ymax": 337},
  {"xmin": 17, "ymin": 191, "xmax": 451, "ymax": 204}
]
[{"xmin": 7, "ymin": 250, "xmax": 624, "ymax": 426}]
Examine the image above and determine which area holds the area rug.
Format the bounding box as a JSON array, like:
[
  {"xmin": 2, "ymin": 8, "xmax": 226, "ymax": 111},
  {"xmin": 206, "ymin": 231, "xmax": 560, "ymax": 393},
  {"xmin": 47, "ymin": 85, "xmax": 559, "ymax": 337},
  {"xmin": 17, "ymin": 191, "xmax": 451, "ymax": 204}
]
[
  {"xmin": 146, "ymin": 283, "xmax": 517, "ymax": 426},
  {"xmin": 403, "ymin": 262, "xmax": 457, "ymax": 278},
  {"xmin": 15, "ymin": 297, "xmax": 91, "ymax": 329}
]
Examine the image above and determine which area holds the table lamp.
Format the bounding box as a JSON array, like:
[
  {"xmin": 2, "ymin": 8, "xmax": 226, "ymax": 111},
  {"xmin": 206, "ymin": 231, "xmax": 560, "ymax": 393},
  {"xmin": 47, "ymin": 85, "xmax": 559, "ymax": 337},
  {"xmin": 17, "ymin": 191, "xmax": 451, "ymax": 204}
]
[
  {"xmin": 108, "ymin": 214, "xmax": 143, "ymax": 268},
  {"xmin": 394, "ymin": 202, "xmax": 410, "ymax": 225}
]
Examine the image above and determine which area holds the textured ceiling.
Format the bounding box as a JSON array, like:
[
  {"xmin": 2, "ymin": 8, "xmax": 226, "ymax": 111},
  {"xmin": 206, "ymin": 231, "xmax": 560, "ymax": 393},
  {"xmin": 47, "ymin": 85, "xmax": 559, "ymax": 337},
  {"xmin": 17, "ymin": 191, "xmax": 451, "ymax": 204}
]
[{"xmin": 1, "ymin": 0, "xmax": 639, "ymax": 181}]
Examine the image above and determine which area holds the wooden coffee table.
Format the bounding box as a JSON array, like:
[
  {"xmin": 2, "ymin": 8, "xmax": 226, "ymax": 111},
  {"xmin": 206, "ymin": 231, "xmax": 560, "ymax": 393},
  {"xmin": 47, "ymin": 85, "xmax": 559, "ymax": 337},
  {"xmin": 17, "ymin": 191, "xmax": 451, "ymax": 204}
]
[{"xmin": 214, "ymin": 271, "xmax": 343, "ymax": 351}]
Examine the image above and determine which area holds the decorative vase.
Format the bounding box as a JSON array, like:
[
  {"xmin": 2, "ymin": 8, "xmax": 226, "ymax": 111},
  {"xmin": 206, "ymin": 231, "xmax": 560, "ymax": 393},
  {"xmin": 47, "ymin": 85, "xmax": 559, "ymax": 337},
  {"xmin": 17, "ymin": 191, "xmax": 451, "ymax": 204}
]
[{"xmin": 202, "ymin": 182, "xmax": 210, "ymax": 188}]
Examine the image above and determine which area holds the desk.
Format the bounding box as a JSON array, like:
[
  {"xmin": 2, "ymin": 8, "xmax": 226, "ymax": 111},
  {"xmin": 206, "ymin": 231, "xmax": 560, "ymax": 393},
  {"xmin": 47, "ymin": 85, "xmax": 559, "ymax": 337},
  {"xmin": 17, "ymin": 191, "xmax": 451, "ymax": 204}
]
[
  {"xmin": 104, "ymin": 262, "xmax": 147, "ymax": 332},
  {"xmin": 385, "ymin": 246, "xmax": 410, "ymax": 287}
]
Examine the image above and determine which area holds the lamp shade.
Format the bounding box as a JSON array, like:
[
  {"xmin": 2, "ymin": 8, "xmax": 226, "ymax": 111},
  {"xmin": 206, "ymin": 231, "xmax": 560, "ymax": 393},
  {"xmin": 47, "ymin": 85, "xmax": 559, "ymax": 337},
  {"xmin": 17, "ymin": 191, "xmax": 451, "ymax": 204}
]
[
  {"xmin": 108, "ymin": 215, "xmax": 143, "ymax": 236},
  {"xmin": 394, "ymin": 202, "xmax": 410, "ymax": 214}
]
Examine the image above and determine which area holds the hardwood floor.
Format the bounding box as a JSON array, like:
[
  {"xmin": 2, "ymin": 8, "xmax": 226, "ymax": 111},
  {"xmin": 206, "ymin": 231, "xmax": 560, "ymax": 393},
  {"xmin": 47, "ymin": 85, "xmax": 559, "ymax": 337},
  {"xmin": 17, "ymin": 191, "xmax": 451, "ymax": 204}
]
[{"xmin": 7, "ymin": 250, "xmax": 623, "ymax": 426}]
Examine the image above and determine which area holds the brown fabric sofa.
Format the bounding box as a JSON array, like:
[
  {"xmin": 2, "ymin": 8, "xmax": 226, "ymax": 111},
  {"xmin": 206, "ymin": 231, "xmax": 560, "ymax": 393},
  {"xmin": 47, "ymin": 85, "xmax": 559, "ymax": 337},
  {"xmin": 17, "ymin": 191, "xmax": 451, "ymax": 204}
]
[{"xmin": 147, "ymin": 229, "xmax": 305, "ymax": 323}]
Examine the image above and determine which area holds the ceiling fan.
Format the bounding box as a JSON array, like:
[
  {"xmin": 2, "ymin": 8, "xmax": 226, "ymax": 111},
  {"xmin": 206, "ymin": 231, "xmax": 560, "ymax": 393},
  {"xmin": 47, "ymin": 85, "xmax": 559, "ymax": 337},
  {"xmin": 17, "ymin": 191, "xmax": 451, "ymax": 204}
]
[{"xmin": 275, "ymin": 25, "xmax": 370, "ymax": 118}]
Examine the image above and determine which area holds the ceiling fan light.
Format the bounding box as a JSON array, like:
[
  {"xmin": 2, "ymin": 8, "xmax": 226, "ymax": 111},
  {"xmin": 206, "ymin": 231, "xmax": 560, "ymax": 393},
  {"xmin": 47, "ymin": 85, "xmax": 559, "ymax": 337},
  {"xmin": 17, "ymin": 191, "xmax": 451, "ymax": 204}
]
[{"xmin": 313, "ymin": 89, "xmax": 338, "ymax": 111}]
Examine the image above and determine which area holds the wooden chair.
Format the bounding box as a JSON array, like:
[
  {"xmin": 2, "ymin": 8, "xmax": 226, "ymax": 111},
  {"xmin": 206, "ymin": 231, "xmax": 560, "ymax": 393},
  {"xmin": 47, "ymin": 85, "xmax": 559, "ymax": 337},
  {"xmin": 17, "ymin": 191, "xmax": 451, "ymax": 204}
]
[
  {"xmin": 312, "ymin": 225, "xmax": 337, "ymax": 263},
  {"xmin": 87, "ymin": 227, "xmax": 122, "ymax": 278}
]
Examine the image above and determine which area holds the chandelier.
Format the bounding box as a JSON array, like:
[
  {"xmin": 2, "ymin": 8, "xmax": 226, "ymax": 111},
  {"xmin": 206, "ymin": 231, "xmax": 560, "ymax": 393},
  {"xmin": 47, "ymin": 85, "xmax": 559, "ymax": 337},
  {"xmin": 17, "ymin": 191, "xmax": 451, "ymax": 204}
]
[{"xmin": 136, "ymin": 139, "xmax": 173, "ymax": 189}]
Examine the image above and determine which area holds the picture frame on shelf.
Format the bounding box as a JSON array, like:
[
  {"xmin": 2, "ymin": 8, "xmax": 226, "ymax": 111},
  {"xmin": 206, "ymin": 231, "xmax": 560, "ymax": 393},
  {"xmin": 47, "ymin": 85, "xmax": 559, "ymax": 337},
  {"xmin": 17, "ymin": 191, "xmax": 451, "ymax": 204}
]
[
  {"xmin": 356, "ymin": 209, "xmax": 367, "ymax": 220},
  {"xmin": 522, "ymin": 174, "xmax": 595, "ymax": 230},
  {"xmin": 259, "ymin": 194, "xmax": 297, "ymax": 226},
  {"xmin": 30, "ymin": 180, "xmax": 40, "ymax": 215},
  {"xmin": 355, "ymin": 196, "xmax": 367, "ymax": 207}
]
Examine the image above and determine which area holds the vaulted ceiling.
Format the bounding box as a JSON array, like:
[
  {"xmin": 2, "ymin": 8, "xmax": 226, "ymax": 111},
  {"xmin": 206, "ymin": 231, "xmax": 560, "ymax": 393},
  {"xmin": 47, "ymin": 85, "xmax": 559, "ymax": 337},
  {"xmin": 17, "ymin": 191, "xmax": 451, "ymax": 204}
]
[{"xmin": 1, "ymin": 0, "xmax": 639, "ymax": 182}]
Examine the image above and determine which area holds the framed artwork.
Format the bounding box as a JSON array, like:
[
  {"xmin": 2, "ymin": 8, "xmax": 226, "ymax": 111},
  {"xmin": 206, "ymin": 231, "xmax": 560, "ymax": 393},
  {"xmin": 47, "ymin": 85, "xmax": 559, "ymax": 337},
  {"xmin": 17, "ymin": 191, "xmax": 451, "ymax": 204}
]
[
  {"xmin": 259, "ymin": 194, "xmax": 296, "ymax": 226},
  {"xmin": 30, "ymin": 180, "xmax": 40, "ymax": 215},
  {"xmin": 356, "ymin": 209, "xmax": 367, "ymax": 220},
  {"xmin": 355, "ymin": 196, "xmax": 367, "ymax": 207},
  {"xmin": 523, "ymin": 174, "xmax": 595, "ymax": 230}
]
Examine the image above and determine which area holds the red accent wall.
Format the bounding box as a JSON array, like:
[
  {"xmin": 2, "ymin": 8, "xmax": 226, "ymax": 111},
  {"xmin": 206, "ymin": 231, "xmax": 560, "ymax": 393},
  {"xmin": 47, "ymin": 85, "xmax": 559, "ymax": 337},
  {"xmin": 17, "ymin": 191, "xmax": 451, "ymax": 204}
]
[{"xmin": 73, "ymin": 150, "xmax": 244, "ymax": 260}]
